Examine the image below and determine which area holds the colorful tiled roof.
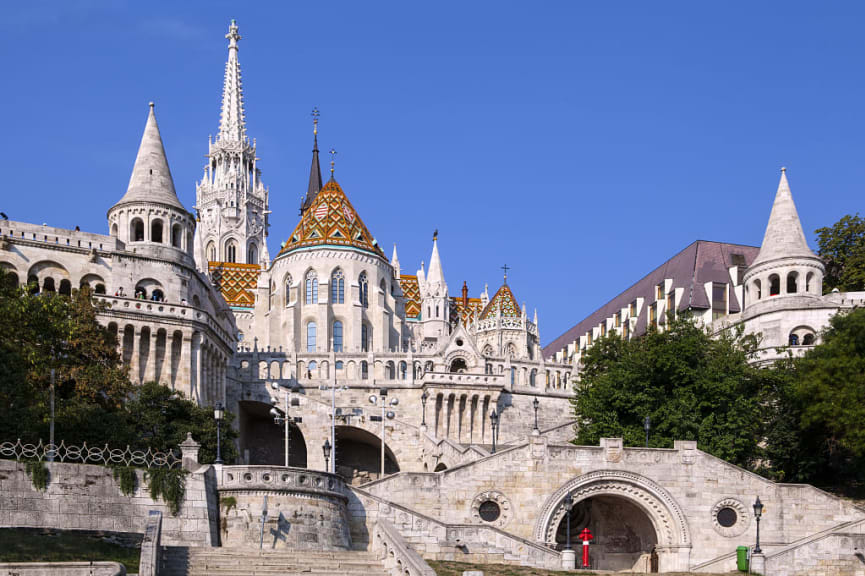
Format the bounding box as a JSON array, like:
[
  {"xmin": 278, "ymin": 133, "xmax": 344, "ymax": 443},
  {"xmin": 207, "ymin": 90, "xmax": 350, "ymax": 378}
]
[
  {"xmin": 278, "ymin": 179, "xmax": 384, "ymax": 258},
  {"xmin": 209, "ymin": 261, "xmax": 260, "ymax": 308},
  {"xmin": 450, "ymin": 296, "xmax": 484, "ymax": 325},
  {"xmin": 480, "ymin": 284, "xmax": 520, "ymax": 320},
  {"xmin": 399, "ymin": 275, "xmax": 421, "ymax": 320}
]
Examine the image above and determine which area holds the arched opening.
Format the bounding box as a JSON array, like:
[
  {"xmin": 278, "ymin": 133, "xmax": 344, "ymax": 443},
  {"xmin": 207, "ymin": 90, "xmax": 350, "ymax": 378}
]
[
  {"xmin": 171, "ymin": 224, "xmax": 182, "ymax": 248},
  {"xmin": 58, "ymin": 279, "xmax": 71, "ymax": 296},
  {"xmin": 385, "ymin": 361, "xmax": 395, "ymax": 379},
  {"xmin": 28, "ymin": 274, "xmax": 39, "ymax": 294},
  {"xmin": 43, "ymin": 277, "xmax": 56, "ymax": 292},
  {"xmin": 789, "ymin": 333, "xmax": 799, "ymax": 346},
  {"xmin": 151, "ymin": 289, "xmax": 165, "ymax": 302},
  {"xmin": 787, "ymin": 271, "xmax": 798, "ymax": 294},
  {"xmin": 399, "ymin": 361, "xmax": 407, "ymax": 380},
  {"xmin": 769, "ymin": 274, "xmax": 780, "ymax": 296},
  {"xmin": 206, "ymin": 241, "xmax": 216, "ymax": 262},
  {"xmin": 434, "ymin": 463, "xmax": 448, "ymax": 472},
  {"xmin": 225, "ymin": 240, "xmax": 237, "ymax": 263},
  {"xmin": 131, "ymin": 218, "xmax": 144, "ymax": 242},
  {"xmin": 0, "ymin": 265, "xmax": 18, "ymax": 289},
  {"xmin": 95, "ymin": 284, "xmax": 106, "ymax": 294},
  {"xmin": 150, "ymin": 219, "xmax": 163, "ymax": 243},
  {"xmin": 238, "ymin": 401, "xmax": 308, "ymax": 467},
  {"xmin": 555, "ymin": 495, "xmax": 659, "ymax": 571},
  {"xmin": 334, "ymin": 425, "xmax": 399, "ymax": 485},
  {"xmin": 803, "ymin": 333, "xmax": 815, "ymax": 345},
  {"xmin": 247, "ymin": 242, "xmax": 257, "ymax": 265},
  {"xmin": 754, "ymin": 279, "xmax": 762, "ymax": 300},
  {"xmin": 449, "ymin": 358, "xmax": 468, "ymax": 373}
]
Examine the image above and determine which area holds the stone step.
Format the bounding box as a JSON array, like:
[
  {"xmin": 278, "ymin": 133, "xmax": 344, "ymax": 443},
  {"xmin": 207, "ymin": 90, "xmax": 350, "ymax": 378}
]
[{"xmin": 160, "ymin": 546, "xmax": 388, "ymax": 576}]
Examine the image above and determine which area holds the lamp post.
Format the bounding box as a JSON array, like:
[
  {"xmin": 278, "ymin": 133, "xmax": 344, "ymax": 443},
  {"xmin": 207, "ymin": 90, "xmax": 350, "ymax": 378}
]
[
  {"xmin": 490, "ymin": 409, "xmax": 499, "ymax": 453},
  {"xmin": 532, "ymin": 397, "xmax": 540, "ymax": 434},
  {"xmin": 369, "ymin": 388, "xmax": 398, "ymax": 478},
  {"xmin": 420, "ymin": 390, "xmax": 429, "ymax": 427},
  {"xmin": 323, "ymin": 439, "xmax": 332, "ymax": 472},
  {"xmin": 319, "ymin": 383, "xmax": 348, "ymax": 474},
  {"xmin": 270, "ymin": 382, "xmax": 300, "ymax": 467},
  {"xmin": 753, "ymin": 496, "xmax": 763, "ymax": 554},
  {"xmin": 48, "ymin": 368, "xmax": 55, "ymax": 462},
  {"xmin": 644, "ymin": 415, "xmax": 651, "ymax": 448},
  {"xmin": 213, "ymin": 402, "xmax": 224, "ymax": 465},
  {"xmin": 564, "ymin": 492, "xmax": 574, "ymax": 550}
]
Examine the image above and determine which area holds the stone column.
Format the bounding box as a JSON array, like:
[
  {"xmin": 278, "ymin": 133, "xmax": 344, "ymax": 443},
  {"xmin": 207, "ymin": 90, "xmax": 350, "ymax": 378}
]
[
  {"xmin": 191, "ymin": 333, "xmax": 202, "ymax": 405},
  {"xmin": 178, "ymin": 332, "xmax": 192, "ymax": 396},
  {"xmin": 144, "ymin": 329, "xmax": 158, "ymax": 383},
  {"xmin": 129, "ymin": 327, "xmax": 141, "ymax": 385}
]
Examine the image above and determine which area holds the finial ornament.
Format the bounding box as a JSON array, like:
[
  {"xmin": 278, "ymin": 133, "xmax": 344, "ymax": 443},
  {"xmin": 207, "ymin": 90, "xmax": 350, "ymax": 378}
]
[
  {"xmin": 501, "ymin": 263, "xmax": 510, "ymax": 284},
  {"xmin": 329, "ymin": 148, "xmax": 337, "ymax": 177},
  {"xmin": 781, "ymin": 166, "xmax": 787, "ymax": 173},
  {"xmin": 149, "ymin": 101, "xmax": 155, "ymax": 109},
  {"xmin": 433, "ymin": 229, "xmax": 438, "ymax": 241},
  {"xmin": 226, "ymin": 20, "xmax": 241, "ymax": 49},
  {"xmin": 312, "ymin": 107, "xmax": 320, "ymax": 136}
]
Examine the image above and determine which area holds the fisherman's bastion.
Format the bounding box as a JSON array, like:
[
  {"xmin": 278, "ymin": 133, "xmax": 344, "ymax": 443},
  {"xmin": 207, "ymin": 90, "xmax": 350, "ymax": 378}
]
[{"xmin": 1, "ymin": 21, "xmax": 865, "ymax": 576}]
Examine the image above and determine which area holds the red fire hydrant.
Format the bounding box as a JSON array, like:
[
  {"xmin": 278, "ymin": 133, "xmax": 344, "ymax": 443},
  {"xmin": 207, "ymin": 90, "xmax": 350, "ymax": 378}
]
[{"xmin": 579, "ymin": 527, "xmax": 593, "ymax": 568}]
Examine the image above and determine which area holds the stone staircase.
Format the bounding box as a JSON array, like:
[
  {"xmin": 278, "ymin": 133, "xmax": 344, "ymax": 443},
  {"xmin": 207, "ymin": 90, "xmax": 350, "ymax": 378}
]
[{"xmin": 160, "ymin": 547, "xmax": 390, "ymax": 576}]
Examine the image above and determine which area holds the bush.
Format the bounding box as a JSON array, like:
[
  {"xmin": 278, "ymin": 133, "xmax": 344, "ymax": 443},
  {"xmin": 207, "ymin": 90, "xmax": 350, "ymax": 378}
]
[
  {"xmin": 24, "ymin": 461, "xmax": 48, "ymax": 491},
  {"xmin": 112, "ymin": 466, "xmax": 137, "ymax": 496},
  {"xmin": 146, "ymin": 468, "xmax": 187, "ymax": 516}
]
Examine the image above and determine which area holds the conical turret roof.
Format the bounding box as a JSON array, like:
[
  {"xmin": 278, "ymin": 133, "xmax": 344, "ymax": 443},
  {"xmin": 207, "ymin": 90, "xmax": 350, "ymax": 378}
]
[
  {"xmin": 751, "ymin": 168, "xmax": 817, "ymax": 267},
  {"xmin": 426, "ymin": 235, "xmax": 445, "ymax": 287},
  {"xmin": 278, "ymin": 179, "xmax": 384, "ymax": 258},
  {"xmin": 480, "ymin": 283, "xmax": 521, "ymax": 320},
  {"xmin": 114, "ymin": 103, "xmax": 185, "ymax": 211}
]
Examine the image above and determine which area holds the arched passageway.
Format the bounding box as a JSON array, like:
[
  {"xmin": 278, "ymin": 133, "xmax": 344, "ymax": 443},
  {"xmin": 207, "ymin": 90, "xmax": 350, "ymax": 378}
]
[
  {"xmin": 238, "ymin": 401, "xmax": 307, "ymax": 467},
  {"xmin": 555, "ymin": 495, "xmax": 658, "ymax": 571},
  {"xmin": 334, "ymin": 425, "xmax": 399, "ymax": 485}
]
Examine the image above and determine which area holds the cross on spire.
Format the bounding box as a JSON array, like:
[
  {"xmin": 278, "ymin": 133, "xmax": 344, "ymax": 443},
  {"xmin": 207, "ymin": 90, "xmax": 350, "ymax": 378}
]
[
  {"xmin": 501, "ymin": 264, "xmax": 510, "ymax": 284},
  {"xmin": 329, "ymin": 148, "xmax": 337, "ymax": 179},
  {"xmin": 312, "ymin": 107, "xmax": 320, "ymax": 136}
]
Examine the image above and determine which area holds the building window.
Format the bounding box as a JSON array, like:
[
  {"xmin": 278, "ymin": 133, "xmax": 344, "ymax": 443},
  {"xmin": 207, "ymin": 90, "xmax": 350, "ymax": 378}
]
[
  {"xmin": 399, "ymin": 361, "xmax": 407, "ymax": 380},
  {"xmin": 247, "ymin": 243, "xmax": 257, "ymax": 265},
  {"xmin": 615, "ymin": 312, "xmax": 621, "ymax": 328},
  {"xmin": 769, "ymin": 274, "xmax": 780, "ymax": 296},
  {"xmin": 623, "ymin": 320, "xmax": 630, "ymax": 339},
  {"xmin": 151, "ymin": 220, "xmax": 164, "ymax": 242},
  {"xmin": 131, "ymin": 218, "xmax": 144, "ymax": 242},
  {"xmin": 284, "ymin": 274, "xmax": 293, "ymax": 306},
  {"xmin": 171, "ymin": 224, "xmax": 182, "ymax": 248},
  {"xmin": 206, "ymin": 241, "xmax": 216, "ymax": 262},
  {"xmin": 629, "ymin": 301, "xmax": 637, "ymax": 316},
  {"xmin": 712, "ymin": 283, "xmax": 727, "ymax": 321},
  {"xmin": 225, "ymin": 240, "xmax": 237, "ymax": 263},
  {"xmin": 803, "ymin": 333, "xmax": 815, "ymax": 345},
  {"xmin": 656, "ymin": 283, "xmax": 664, "ymax": 300},
  {"xmin": 306, "ymin": 271, "xmax": 318, "ymax": 304},
  {"xmin": 600, "ymin": 324, "xmax": 606, "ymax": 337},
  {"xmin": 510, "ymin": 367, "xmax": 516, "ymax": 386},
  {"xmin": 666, "ymin": 291, "xmax": 676, "ymax": 320},
  {"xmin": 530, "ymin": 369, "xmax": 536, "ymax": 387},
  {"xmin": 307, "ymin": 360, "xmax": 317, "ymax": 378},
  {"xmin": 789, "ymin": 333, "xmax": 799, "ymax": 346},
  {"xmin": 306, "ymin": 321, "xmax": 317, "ymax": 352},
  {"xmin": 332, "ymin": 321, "xmax": 343, "ymax": 352},
  {"xmin": 359, "ymin": 272, "xmax": 369, "ymax": 308},
  {"xmin": 361, "ymin": 323, "xmax": 370, "ymax": 352},
  {"xmin": 754, "ymin": 279, "xmax": 762, "ymax": 300},
  {"xmin": 361, "ymin": 361, "xmax": 369, "ymax": 380},
  {"xmin": 787, "ymin": 271, "xmax": 798, "ymax": 294},
  {"xmin": 649, "ymin": 304, "xmax": 657, "ymax": 328},
  {"xmin": 331, "ymin": 269, "xmax": 345, "ymax": 304}
]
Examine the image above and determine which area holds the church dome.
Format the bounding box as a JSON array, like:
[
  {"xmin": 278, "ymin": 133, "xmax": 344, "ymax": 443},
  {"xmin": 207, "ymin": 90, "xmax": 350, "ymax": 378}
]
[{"xmin": 276, "ymin": 179, "xmax": 385, "ymax": 259}]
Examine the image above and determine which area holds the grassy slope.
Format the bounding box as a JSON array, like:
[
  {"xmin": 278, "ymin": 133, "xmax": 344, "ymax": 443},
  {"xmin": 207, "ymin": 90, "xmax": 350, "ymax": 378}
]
[{"xmin": 0, "ymin": 528, "xmax": 141, "ymax": 573}]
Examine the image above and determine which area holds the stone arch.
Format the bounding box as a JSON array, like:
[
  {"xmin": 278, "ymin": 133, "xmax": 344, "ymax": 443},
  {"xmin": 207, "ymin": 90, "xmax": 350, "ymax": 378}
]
[
  {"xmin": 789, "ymin": 325, "xmax": 817, "ymax": 347},
  {"xmin": 238, "ymin": 400, "xmax": 307, "ymax": 467},
  {"xmin": 334, "ymin": 425, "xmax": 400, "ymax": 484},
  {"xmin": 534, "ymin": 470, "xmax": 691, "ymax": 551},
  {"xmin": 171, "ymin": 223, "xmax": 183, "ymax": 248},
  {"xmin": 130, "ymin": 217, "xmax": 144, "ymax": 242},
  {"xmin": 150, "ymin": 218, "xmax": 164, "ymax": 243}
]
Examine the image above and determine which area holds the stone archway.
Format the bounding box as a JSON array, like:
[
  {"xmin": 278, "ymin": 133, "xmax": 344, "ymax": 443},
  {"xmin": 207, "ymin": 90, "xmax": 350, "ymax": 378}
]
[
  {"xmin": 238, "ymin": 400, "xmax": 307, "ymax": 467},
  {"xmin": 334, "ymin": 425, "xmax": 399, "ymax": 485},
  {"xmin": 535, "ymin": 470, "xmax": 691, "ymax": 571}
]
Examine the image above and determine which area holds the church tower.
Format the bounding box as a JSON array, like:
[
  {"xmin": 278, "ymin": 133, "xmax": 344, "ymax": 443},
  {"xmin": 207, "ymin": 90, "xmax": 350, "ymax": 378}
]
[
  {"xmin": 743, "ymin": 168, "xmax": 825, "ymax": 310},
  {"xmin": 418, "ymin": 232, "xmax": 450, "ymax": 340},
  {"xmin": 194, "ymin": 20, "xmax": 270, "ymax": 271}
]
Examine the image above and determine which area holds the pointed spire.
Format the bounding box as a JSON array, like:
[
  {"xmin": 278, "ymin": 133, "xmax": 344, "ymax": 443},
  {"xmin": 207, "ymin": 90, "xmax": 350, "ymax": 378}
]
[
  {"xmin": 301, "ymin": 108, "xmax": 323, "ymax": 212},
  {"xmin": 391, "ymin": 243, "xmax": 401, "ymax": 277},
  {"xmin": 114, "ymin": 102, "xmax": 184, "ymax": 211},
  {"xmin": 462, "ymin": 281, "xmax": 469, "ymax": 305},
  {"xmin": 751, "ymin": 167, "xmax": 817, "ymax": 267},
  {"xmin": 427, "ymin": 231, "xmax": 445, "ymax": 287},
  {"xmin": 218, "ymin": 20, "xmax": 247, "ymax": 144},
  {"xmin": 329, "ymin": 148, "xmax": 337, "ymax": 181}
]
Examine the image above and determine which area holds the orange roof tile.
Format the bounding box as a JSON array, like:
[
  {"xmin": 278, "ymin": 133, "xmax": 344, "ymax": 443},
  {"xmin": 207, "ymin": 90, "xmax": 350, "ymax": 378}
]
[
  {"xmin": 209, "ymin": 261, "xmax": 260, "ymax": 308},
  {"xmin": 480, "ymin": 284, "xmax": 520, "ymax": 320},
  {"xmin": 399, "ymin": 274, "xmax": 421, "ymax": 320}
]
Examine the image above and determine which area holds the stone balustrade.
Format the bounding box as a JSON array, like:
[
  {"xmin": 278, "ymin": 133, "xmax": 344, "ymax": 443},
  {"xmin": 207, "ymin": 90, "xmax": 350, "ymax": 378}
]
[
  {"xmin": 95, "ymin": 295, "xmax": 233, "ymax": 343},
  {"xmin": 218, "ymin": 465, "xmax": 346, "ymax": 499},
  {"xmin": 373, "ymin": 518, "xmax": 436, "ymax": 576}
]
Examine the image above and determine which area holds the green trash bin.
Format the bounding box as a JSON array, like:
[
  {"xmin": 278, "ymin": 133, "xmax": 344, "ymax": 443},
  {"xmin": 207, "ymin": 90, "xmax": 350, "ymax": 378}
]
[{"xmin": 737, "ymin": 546, "xmax": 749, "ymax": 571}]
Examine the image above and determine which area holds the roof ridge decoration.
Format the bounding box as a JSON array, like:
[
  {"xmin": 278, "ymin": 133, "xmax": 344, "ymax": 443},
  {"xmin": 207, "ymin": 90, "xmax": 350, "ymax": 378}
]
[
  {"xmin": 751, "ymin": 168, "xmax": 818, "ymax": 267},
  {"xmin": 114, "ymin": 103, "xmax": 185, "ymax": 212},
  {"xmin": 480, "ymin": 283, "xmax": 521, "ymax": 320},
  {"xmin": 278, "ymin": 179, "xmax": 384, "ymax": 258},
  {"xmin": 218, "ymin": 20, "xmax": 248, "ymax": 145}
]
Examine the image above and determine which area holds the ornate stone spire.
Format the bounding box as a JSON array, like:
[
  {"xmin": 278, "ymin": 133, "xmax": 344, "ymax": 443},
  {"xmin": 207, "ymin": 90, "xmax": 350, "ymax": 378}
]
[
  {"xmin": 301, "ymin": 108, "xmax": 323, "ymax": 213},
  {"xmin": 218, "ymin": 20, "xmax": 247, "ymax": 144},
  {"xmin": 751, "ymin": 168, "xmax": 817, "ymax": 267},
  {"xmin": 114, "ymin": 102, "xmax": 185, "ymax": 211},
  {"xmin": 426, "ymin": 231, "xmax": 446, "ymax": 288},
  {"xmin": 391, "ymin": 243, "xmax": 401, "ymax": 277}
]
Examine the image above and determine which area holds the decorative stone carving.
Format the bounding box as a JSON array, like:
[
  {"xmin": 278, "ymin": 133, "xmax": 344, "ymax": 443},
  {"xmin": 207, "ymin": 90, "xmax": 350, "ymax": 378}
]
[
  {"xmin": 470, "ymin": 490, "xmax": 512, "ymax": 528},
  {"xmin": 601, "ymin": 437, "xmax": 624, "ymax": 463},
  {"xmin": 711, "ymin": 498, "xmax": 750, "ymax": 538}
]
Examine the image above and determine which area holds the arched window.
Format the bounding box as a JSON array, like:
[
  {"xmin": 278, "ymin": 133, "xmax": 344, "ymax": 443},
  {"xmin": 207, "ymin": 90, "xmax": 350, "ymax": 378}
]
[
  {"xmin": 95, "ymin": 283, "xmax": 106, "ymax": 294},
  {"xmin": 385, "ymin": 361, "xmax": 395, "ymax": 379},
  {"xmin": 450, "ymin": 358, "xmax": 467, "ymax": 373},
  {"xmin": 206, "ymin": 242, "xmax": 216, "ymax": 262},
  {"xmin": 43, "ymin": 277, "xmax": 56, "ymax": 292},
  {"xmin": 485, "ymin": 363, "xmax": 492, "ymax": 375},
  {"xmin": 510, "ymin": 366, "xmax": 516, "ymax": 386},
  {"xmin": 307, "ymin": 360, "xmax": 317, "ymax": 378},
  {"xmin": 789, "ymin": 333, "xmax": 800, "ymax": 346},
  {"xmin": 359, "ymin": 272, "xmax": 369, "ymax": 308},
  {"xmin": 769, "ymin": 274, "xmax": 780, "ymax": 296},
  {"xmin": 247, "ymin": 243, "xmax": 257, "ymax": 265},
  {"xmin": 335, "ymin": 360, "xmax": 344, "ymax": 371},
  {"xmin": 306, "ymin": 271, "xmax": 318, "ymax": 304},
  {"xmin": 284, "ymin": 274, "xmax": 293, "ymax": 306},
  {"xmin": 399, "ymin": 361, "xmax": 407, "ymax": 380},
  {"xmin": 59, "ymin": 279, "xmax": 71, "ymax": 296},
  {"xmin": 111, "ymin": 223, "xmax": 118, "ymax": 237},
  {"xmin": 425, "ymin": 361, "xmax": 434, "ymax": 373},
  {"xmin": 306, "ymin": 321, "xmax": 317, "ymax": 353},
  {"xmin": 806, "ymin": 272, "xmax": 814, "ymax": 293},
  {"xmin": 171, "ymin": 223, "xmax": 182, "ymax": 248},
  {"xmin": 803, "ymin": 333, "xmax": 815, "ymax": 345},
  {"xmin": 787, "ymin": 271, "xmax": 798, "ymax": 294},
  {"xmin": 333, "ymin": 321, "xmax": 343, "ymax": 352},
  {"xmin": 530, "ymin": 369, "xmax": 537, "ymax": 387},
  {"xmin": 151, "ymin": 219, "xmax": 163, "ymax": 243},
  {"xmin": 151, "ymin": 289, "xmax": 164, "ymax": 302},
  {"xmin": 361, "ymin": 323, "xmax": 370, "ymax": 352},
  {"xmin": 754, "ymin": 279, "xmax": 762, "ymax": 300},
  {"xmin": 361, "ymin": 361, "xmax": 369, "ymax": 380},
  {"xmin": 331, "ymin": 269, "xmax": 345, "ymax": 304},
  {"xmin": 225, "ymin": 240, "xmax": 237, "ymax": 263},
  {"xmin": 27, "ymin": 274, "xmax": 39, "ymax": 294},
  {"xmin": 131, "ymin": 218, "xmax": 144, "ymax": 242}
]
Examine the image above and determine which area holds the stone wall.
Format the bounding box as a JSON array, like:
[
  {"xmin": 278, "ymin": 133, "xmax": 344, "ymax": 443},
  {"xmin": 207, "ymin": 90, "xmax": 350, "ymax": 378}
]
[
  {"xmin": 0, "ymin": 459, "xmax": 218, "ymax": 546},
  {"xmin": 765, "ymin": 526, "xmax": 865, "ymax": 576}
]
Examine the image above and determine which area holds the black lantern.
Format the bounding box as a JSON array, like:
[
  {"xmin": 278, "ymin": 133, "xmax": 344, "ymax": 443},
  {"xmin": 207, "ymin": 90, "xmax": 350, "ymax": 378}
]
[
  {"xmin": 753, "ymin": 496, "xmax": 763, "ymax": 554},
  {"xmin": 563, "ymin": 492, "xmax": 574, "ymax": 550},
  {"xmin": 644, "ymin": 415, "xmax": 651, "ymax": 448},
  {"xmin": 214, "ymin": 402, "xmax": 225, "ymax": 465},
  {"xmin": 532, "ymin": 397, "xmax": 540, "ymax": 432},
  {"xmin": 323, "ymin": 439, "xmax": 332, "ymax": 472},
  {"xmin": 421, "ymin": 390, "xmax": 429, "ymax": 426},
  {"xmin": 490, "ymin": 409, "xmax": 499, "ymax": 454}
]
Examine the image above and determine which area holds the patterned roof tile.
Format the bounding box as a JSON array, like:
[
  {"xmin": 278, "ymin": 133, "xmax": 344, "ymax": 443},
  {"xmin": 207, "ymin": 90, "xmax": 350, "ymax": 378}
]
[
  {"xmin": 209, "ymin": 261, "xmax": 260, "ymax": 308},
  {"xmin": 480, "ymin": 284, "xmax": 521, "ymax": 320}
]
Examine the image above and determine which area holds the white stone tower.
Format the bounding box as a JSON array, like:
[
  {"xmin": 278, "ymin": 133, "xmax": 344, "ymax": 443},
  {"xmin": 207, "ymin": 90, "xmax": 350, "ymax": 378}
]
[
  {"xmin": 418, "ymin": 232, "xmax": 450, "ymax": 340},
  {"xmin": 743, "ymin": 168, "xmax": 825, "ymax": 310},
  {"xmin": 194, "ymin": 20, "xmax": 270, "ymax": 271}
]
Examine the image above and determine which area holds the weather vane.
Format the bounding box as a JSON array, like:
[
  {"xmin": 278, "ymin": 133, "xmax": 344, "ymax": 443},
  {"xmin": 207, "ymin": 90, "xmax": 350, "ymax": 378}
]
[
  {"xmin": 311, "ymin": 107, "xmax": 320, "ymax": 135},
  {"xmin": 329, "ymin": 148, "xmax": 337, "ymax": 177},
  {"xmin": 433, "ymin": 229, "xmax": 438, "ymax": 241}
]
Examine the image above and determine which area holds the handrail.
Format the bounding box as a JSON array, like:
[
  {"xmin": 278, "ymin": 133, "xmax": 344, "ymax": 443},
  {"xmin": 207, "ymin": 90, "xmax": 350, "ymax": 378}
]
[
  {"xmin": 373, "ymin": 518, "xmax": 436, "ymax": 576},
  {"xmin": 138, "ymin": 510, "xmax": 162, "ymax": 576}
]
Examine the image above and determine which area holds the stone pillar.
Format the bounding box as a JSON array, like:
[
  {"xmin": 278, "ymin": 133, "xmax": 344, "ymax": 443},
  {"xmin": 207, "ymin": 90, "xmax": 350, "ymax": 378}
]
[
  {"xmin": 561, "ymin": 549, "xmax": 576, "ymax": 570},
  {"xmin": 144, "ymin": 329, "xmax": 158, "ymax": 383},
  {"xmin": 750, "ymin": 552, "xmax": 765, "ymax": 575},
  {"xmin": 178, "ymin": 332, "xmax": 191, "ymax": 396},
  {"xmin": 192, "ymin": 333, "xmax": 202, "ymax": 404},
  {"xmin": 129, "ymin": 328, "xmax": 141, "ymax": 385},
  {"xmin": 179, "ymin": 432, "xmax": 201, "ymax": 471}
]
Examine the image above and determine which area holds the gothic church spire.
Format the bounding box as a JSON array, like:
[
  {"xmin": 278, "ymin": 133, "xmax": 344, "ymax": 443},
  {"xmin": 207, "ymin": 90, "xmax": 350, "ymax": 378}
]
[
  {"xmin": 218, "ymin": 19, "xmax": 247, "ymax": 144},
  {"xmin": 302, "ymin": 109, "xmax": 323, "ymax": 212}
]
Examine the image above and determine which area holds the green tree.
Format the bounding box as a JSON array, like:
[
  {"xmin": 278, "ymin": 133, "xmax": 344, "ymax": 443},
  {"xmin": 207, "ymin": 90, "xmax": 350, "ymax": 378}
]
[
  {"xmin": 816, "ymin": 214, "xmax": 865, "ymax": 292},
  {"xmin": 574, "ymin": 315, "xmax": 765, "ymax": 468}
]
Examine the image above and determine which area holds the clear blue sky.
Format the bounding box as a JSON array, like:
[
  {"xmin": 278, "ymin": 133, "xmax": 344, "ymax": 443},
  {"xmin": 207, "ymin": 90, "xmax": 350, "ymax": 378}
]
[{"xmin": 2, "ymin": 2, "xmax": 863, "ymax": 346}]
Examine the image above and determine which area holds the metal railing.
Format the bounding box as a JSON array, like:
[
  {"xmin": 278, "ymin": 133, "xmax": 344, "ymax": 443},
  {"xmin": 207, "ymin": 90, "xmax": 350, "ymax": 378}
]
[{"xmin": 0, "ymin": 438, "xmax": 181, "ymax": 468}]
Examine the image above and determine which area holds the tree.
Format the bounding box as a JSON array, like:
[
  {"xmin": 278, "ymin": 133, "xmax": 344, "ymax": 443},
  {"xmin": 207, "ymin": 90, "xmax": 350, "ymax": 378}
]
[
  {"xmin": 816, "ymin": 214, "xmax": 865, "ymax": 292},
  {"xmin": 573, "ymin": 314, "xmax": 765, "ymax": 468}
]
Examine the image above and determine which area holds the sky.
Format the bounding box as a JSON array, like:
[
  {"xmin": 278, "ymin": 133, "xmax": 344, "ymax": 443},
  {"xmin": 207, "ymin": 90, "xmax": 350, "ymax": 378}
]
[{"xmin": 1, "ymin": 1, "xmax": 863, "ymax": 346}]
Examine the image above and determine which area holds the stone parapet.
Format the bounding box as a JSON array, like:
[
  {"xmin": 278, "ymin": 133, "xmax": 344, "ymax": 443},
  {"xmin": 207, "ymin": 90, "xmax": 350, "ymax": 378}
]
[
  {"xmin": 373, "ymin": 518, "xmax": 436, "ymax": 576},
  {"xmin": 0, "ymin": 562, "xmax": 126, "ymax": 576}
]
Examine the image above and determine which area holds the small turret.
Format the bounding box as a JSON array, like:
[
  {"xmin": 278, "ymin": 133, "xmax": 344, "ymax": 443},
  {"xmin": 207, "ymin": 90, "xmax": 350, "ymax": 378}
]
[{"xmin": 419, "ymin": 231, "xmax": 449, "ymax": 339}]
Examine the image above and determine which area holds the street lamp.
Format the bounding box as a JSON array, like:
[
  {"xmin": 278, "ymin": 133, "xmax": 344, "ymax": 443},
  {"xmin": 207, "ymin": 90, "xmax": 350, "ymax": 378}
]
[
  {"xmin": 319, "ymin": 383, "xmax": 348, "ymax": 474},
  {"xmin": 490, "ymin": 409, "xmax": 499, "ymax": 453},
  {"xmin": 323, "ymin": 439, "xmax": 332, "ymax": 472},
  {"xmin": 753, "ymin": 496, "xmax": 763, "ymax": 554},
  {"xmin": 270, "ymin": 382, "xmax": 300, "ymax": 468},
  {"xmin": 213, "ymin": 402, "xmax": 225, "ymax": 465},
  {"xmin": 420, "ymin": 390, "xmax": 429, "ymax": 427},
  {"xmin": 644, "ymin": 415, "xmax": 651, "ymax": 448},
  {"xmin": 563, "ymin": 492, "xmax": 574, "ymax": 550},
  {"xmin": 369, "ymin": 388, "xmax": 398, "ymax": 478},
  {"xmin": 532, "ymin": 397, "xmax": 540, "ymax": 433}
]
